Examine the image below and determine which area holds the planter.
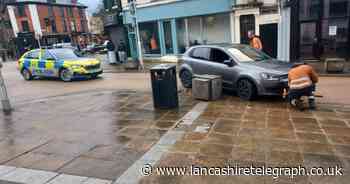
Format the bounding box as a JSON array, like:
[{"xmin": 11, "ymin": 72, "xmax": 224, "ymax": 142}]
[{"xmin": 324, "ymin": 58, "xmax": 346, "ymax": 73}]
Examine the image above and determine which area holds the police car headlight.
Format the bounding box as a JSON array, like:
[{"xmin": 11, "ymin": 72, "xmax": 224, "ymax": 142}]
[{"xmin": 261, "ymin": 73, "xmax": 279, "ymax": 81}]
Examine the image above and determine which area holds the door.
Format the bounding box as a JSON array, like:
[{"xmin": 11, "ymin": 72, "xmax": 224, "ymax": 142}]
[
  {"xmin": 162, "ymin": 21, "xmax": 174, "ymax": 54},
  {"xmin": 259, "ymin": 23, "xmax": 278, "ymax": 58},
  {"xmin": 240, "ymin": 15, "xmax": 255, "ymax": 44},
  {"xmin": 300, "ymin": 22, "xmax": 320, "ymax": 59},
  {"xmin": 209, "ymin": 48, "xmax": 237, "ymax": 88},
  {"xmin": 26, "ymin": 50, "xmax": 40, "ymax": 76},
  {"xmin": 40, "ymin": 50, "xmax": 57, "ymax": 76}
]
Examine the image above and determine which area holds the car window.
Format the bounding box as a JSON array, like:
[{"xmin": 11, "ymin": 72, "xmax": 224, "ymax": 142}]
[
  {"xmin": 190, "ymin": 48, "xmax": 210, "ymax": 60},
  {"xmin": 24, "ymin": 50, "xmax": 40, "ymax": 59},
  {"xmin": 50, "ymin": 49, "xmax": 79, "ymax": 60},
  {"xmin": 227, "ymin": 46, "xmax": 271, "ymax": 62},
  {"xmin": 210, "ymin": 49, "xmax": 230, "ymax": 63},
  {"xmin": 41, "ymin": 50, "xmax": 55, "ymax": 60}
]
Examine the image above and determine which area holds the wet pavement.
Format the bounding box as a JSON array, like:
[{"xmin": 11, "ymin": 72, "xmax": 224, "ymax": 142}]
[
  {"xmin": 0, "ymin": 89, "xmax": 348, "ymax": 183},
  {"xmin": 0, "ymin": 90, "xmax": 196, "ymax": 181}
]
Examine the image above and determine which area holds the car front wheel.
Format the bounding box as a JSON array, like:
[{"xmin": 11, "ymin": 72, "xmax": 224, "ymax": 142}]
[
  {"xmin": 180, "ymin": 70, "xmax": 192, "ymax": 88},
  {"xmin": 60, "ymin": 68, "xmax": 73, "ymax": 82},
  {"xmin": 237, "ymin": 79, "xmax": 256, "ymax": 101},
  {"xmin": 21, "ymin": 68, "xmax": 32, "ymax": 81}
]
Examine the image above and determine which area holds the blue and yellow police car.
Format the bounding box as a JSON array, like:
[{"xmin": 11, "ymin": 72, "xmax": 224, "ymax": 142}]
[{"xmin": 18, "ymin": 48, "xmax": 103, "ymax": 82}]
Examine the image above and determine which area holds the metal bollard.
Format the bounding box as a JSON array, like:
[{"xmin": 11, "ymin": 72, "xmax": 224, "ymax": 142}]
[{"xmin": 0, "ymin": 60, "xmax": 12, "ymax": 114}]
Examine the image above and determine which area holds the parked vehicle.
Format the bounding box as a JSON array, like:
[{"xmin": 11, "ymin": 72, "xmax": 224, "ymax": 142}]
[
  {"xmin": 179, "ymin": 44, "xmax": 292, "ymax": 100},
  {"xmin": 18, "ymin": 48, "xmax": 103, "ymax": 82},
  {"xmin": 83, "ymin": 43, "xmax": 107, "ymax": 54}
]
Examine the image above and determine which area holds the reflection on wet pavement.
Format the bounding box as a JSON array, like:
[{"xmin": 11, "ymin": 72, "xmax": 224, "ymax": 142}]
[
  {"xmin": 0, "ymin": 90, "xmax": 349, "ymax": 183},
  {"xmin": 0, "ymin": 90, "xmax": 196, "ymax": 180}
]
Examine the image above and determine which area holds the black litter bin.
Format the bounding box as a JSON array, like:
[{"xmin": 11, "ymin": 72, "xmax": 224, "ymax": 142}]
[{"xmin": 150, "ymin": 64, "xmax": 179, "ymax": 109}]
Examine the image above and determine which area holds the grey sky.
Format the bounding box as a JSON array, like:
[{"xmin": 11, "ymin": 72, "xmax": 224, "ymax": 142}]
[{"xmin": 79, "ymin": 0, "xmax": 102, "ymax": 14}]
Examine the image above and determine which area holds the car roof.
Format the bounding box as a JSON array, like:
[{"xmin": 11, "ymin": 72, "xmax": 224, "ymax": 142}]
[{"xmin": 191, "ymin": 43, "xmax": 248, "ymax": 49}]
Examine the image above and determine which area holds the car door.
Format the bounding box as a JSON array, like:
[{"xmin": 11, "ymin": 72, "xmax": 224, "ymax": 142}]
[
  {"xmin": 188, "ymin": 47, "xmax": 211, "ymax": 75},
  {"xmin": 208, "ymin": 48, "xmax": 238, "ymax": 88},
  {"xmin": 27, "ymin": 50, "xmax": 40, "ymax": 76},
  {"xmin": 40, "ymin": 50, "xmax": 57, "ymax": 77}
]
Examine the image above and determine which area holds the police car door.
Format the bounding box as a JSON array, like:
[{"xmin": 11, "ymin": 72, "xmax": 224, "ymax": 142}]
[{"xmin": 40, "ymin": 50, "xmax": 57, "ymax": 76}]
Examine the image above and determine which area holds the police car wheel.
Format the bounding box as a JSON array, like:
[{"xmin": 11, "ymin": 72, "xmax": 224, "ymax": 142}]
[
  {"xmin": 60, "ymin": 69, "xmax": 73, "ymax": 82},
  {"xmin": 91, "ymin": 74, "xmax": 98, "ymax": 79},
  {"xmin": 21, "ymin": 69, "xmax": 32, "ymax": 81}
]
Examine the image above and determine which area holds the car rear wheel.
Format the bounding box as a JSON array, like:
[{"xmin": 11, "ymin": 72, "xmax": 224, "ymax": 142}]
[
  {"xmin": 60, "ymin": 68, "xmax": 73, "ymax": 82},
  {"xmin": 21, "ymin": 68, "xmax": 32, "ymax": 81},
  {"xmin": 237, "ymin": 79, "xmax": 256, "ymax": 101},
  {"xmin": 91, "ymin": 74, "xmax": 98, "ymax": 79},
  {"xmin": 180, "ymin": 70, "xmax": 192, "ymax": 88}
]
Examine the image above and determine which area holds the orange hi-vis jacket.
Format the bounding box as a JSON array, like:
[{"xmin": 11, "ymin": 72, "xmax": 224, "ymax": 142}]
[
  {"xmin": 288, "ymin": 65, "xmax": 319, "ymax": 90},
  {"xmin": 250, "ymin": 36, "xmax": 262, "ymax": 50}
]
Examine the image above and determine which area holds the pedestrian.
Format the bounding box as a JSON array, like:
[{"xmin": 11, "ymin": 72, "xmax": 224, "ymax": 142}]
[
  {"xmin": 106, "ymin": 39, "xmax": 117, "ymax": 64},
  {"xmin": 248, "ymin": 31, "xmax": 263, "ymax": 50},
  {"xmin": 117, "ymin": 40, "xmax": 127, "ymax": 63},
  {"xmin": 288, "ymin": 63, "xmax": 319, "ymax": 110}
]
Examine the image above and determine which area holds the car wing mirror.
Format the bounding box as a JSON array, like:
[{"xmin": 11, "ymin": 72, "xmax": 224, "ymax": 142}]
[{"xmin": 223, "ymin": 59, "xmax": 234, "ymax": 67}]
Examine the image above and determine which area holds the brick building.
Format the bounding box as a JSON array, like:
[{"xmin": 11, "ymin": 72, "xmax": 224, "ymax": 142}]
[{"xmin": 6, "ymin": 0, "xmax": 89, "ymax": 52}]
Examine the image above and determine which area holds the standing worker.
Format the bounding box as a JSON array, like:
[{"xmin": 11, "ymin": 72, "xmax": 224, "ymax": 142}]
[
  {"xmin": 117, "ymin": 40, "xmax": 127, "ymax": 64},
  {"xmin": 288, "ymin": 63, "xmax": 319, "ymax": 110},
  {"xmin": 106, "ymin": 39, "xmax": 117, "ymax": 64},
  {"xmin": 248, "ymin": 31, "xmax": 263, "ymax": 50}
]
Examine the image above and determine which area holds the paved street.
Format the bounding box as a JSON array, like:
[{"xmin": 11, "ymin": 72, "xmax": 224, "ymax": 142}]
[{"xmin": 0, "ymin": 60, "xmax": 348, "ymax": 183}]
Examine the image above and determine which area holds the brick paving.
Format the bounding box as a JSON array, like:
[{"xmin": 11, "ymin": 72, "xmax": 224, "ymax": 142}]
[{"xmin": 141, "ymin": 95, "xmax": 350, "ymax": 184}]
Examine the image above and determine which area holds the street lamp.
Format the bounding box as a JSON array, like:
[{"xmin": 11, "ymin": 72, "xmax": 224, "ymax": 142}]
[{"xmin": 129, "ymin": 0, "xmax": 144, "ymax": 70}]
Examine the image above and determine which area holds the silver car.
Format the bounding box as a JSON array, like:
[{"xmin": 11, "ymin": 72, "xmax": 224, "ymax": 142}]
[{"xmin": 179, "ymin": 44, "xmax": 292, "ymax": 100}]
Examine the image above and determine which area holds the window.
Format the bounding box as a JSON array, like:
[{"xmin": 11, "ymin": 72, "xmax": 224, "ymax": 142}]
[
  {"xmin": 21, "ymin": 21, "xmax": 30, "ymax": 32},
  {"xmin": 42, "ymin": 50, "xmax": 55, "ymax": 60},
  {"xmin": 25, "ymin": 50, "xmax": 40, "ymax": 59},
  {"xmin": 68, "ymin": 7, "xmax": 73, "ymax": 17},
  {"xmin": 60, "ymin": 7, "xmax": 65, "ymax": 17},
  {"xmin": 329, "ymin": 0, "xmax": 348, "ymax": 17},
  {"xmin": 79, "ymin": 9, "xmax": 85, "ymax": 18},
  {"xmin": 51, "ymin": 20, "xmax": 57, "ymax": 33},
  {"xmin": 48, "ymin": 6, "xmax": 54, "ymax": 17},
  {"xmin": 63, "ymin": 19, "xmax": 68, "ymax": 32},
  {"xmin": 210, "ymin": 49, "xmax": 230, "ymax": 63},
  {"xmin": 17, "ymin": 5, "xmax": 25, "ymax": 17},
  {"xmin": 190, "ymin": 47, "xmax": 210, "ymax": 60},
  {"xmin": 139, "ymin": 21, "xmax": 161, "ymax": 54}
]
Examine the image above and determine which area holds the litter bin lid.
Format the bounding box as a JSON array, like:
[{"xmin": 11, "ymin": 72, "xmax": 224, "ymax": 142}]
[{"xmin": 150, "ymin": 64, "xmax": 176, "ymax": 71}]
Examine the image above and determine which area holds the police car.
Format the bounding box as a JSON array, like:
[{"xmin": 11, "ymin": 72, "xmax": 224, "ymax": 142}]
[{"xmin": 18, "ymin": 48, "xmax": 103, "ymax": 82}]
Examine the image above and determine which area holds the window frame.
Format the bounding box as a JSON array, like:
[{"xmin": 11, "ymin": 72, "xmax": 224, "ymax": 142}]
[
  {"xmin": 189, "ymin": 47, "xmax": 210, "ymax": 61},
  {"xmin": 209, "ymin": 48, "xmax": 232, "ymax": 64},
  {"xmin": 25, "ymin": 50, "xmax": 40, "ymax": 59},
  {"xmin": 17, "ymin": 5, "xmax": 25, "ymax": 17}
]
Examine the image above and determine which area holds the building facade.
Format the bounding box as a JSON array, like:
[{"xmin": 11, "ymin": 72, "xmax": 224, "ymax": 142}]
[
  {"xmin": 6, "ymin": 0, "xmax": 89, "ymax": 50},
  {"xmin": 121, "ymin": 0, "xmax": 283, "ymax": 60},
  {"xmin": 103, "ymin": 0, "xmax": 128, "ymax": 54},
  {"xmin": 282, "ymin": 0, "xmax": 350, "ymax": 62}
]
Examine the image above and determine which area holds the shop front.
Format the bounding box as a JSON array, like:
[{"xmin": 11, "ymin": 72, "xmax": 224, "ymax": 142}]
[
  {"xmin": 123, "ymin": 0, "xmax": 234, "ymax": 58},
  {"xmin": 290, "ymin": 0, "xmax": 350, "ymax": 61}
]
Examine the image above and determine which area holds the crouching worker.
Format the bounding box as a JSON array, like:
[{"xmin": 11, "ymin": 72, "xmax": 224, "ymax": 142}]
[{"xmin": 288, "ymin": 63, "xmax": 319, "ymax": 110}]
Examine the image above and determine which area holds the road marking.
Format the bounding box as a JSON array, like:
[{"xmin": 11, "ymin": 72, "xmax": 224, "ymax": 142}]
[
  {"xmin": 0, "ymin": 166, "xmax": 112, "ymax": 184},
  {"xmin": 114, "ymin": 102, "xmax": 208, "ymax": 184}
]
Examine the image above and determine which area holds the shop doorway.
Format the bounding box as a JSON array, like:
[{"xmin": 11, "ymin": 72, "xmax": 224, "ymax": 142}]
[
  {"xmin": 260, "ymin": 23, "xmax": 278, "ymax": 58},
  {"xmin": 240, "ymin": 14, "xmax": 255, "ymax": 44}
]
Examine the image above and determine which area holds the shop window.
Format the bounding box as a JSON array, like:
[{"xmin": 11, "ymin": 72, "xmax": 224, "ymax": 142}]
[
  {"xmin": 203, "ymin": 14, "xmax": 231, "ymax": 44},
  {"xmin": 139, "ymin": 22, "xmax": 160, "ymax": 54},
  {"xmin": 329, "ymin": 0, "xmax": 348, "ymax": 17},
  {"xmin": 188, "ymin": 16, "xmax": 201, "ymax": 46},
  {"xmin": 176, "ymin": 19, "xmax": 186, "ymax": 54},
  {"xmin": 21, "ymin": 21, "xmax": 30, "ymax": 32},
  {"xmin": 163, "ymin": 21, "xmax": 173, "ymax": 54},
  {"xmin": 17, "ymin": 5, "xmax": 25, "ymax": 17},
  {"xmin": 299, "ymin": 0, "xmax": 321, "ymax": 20}
]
